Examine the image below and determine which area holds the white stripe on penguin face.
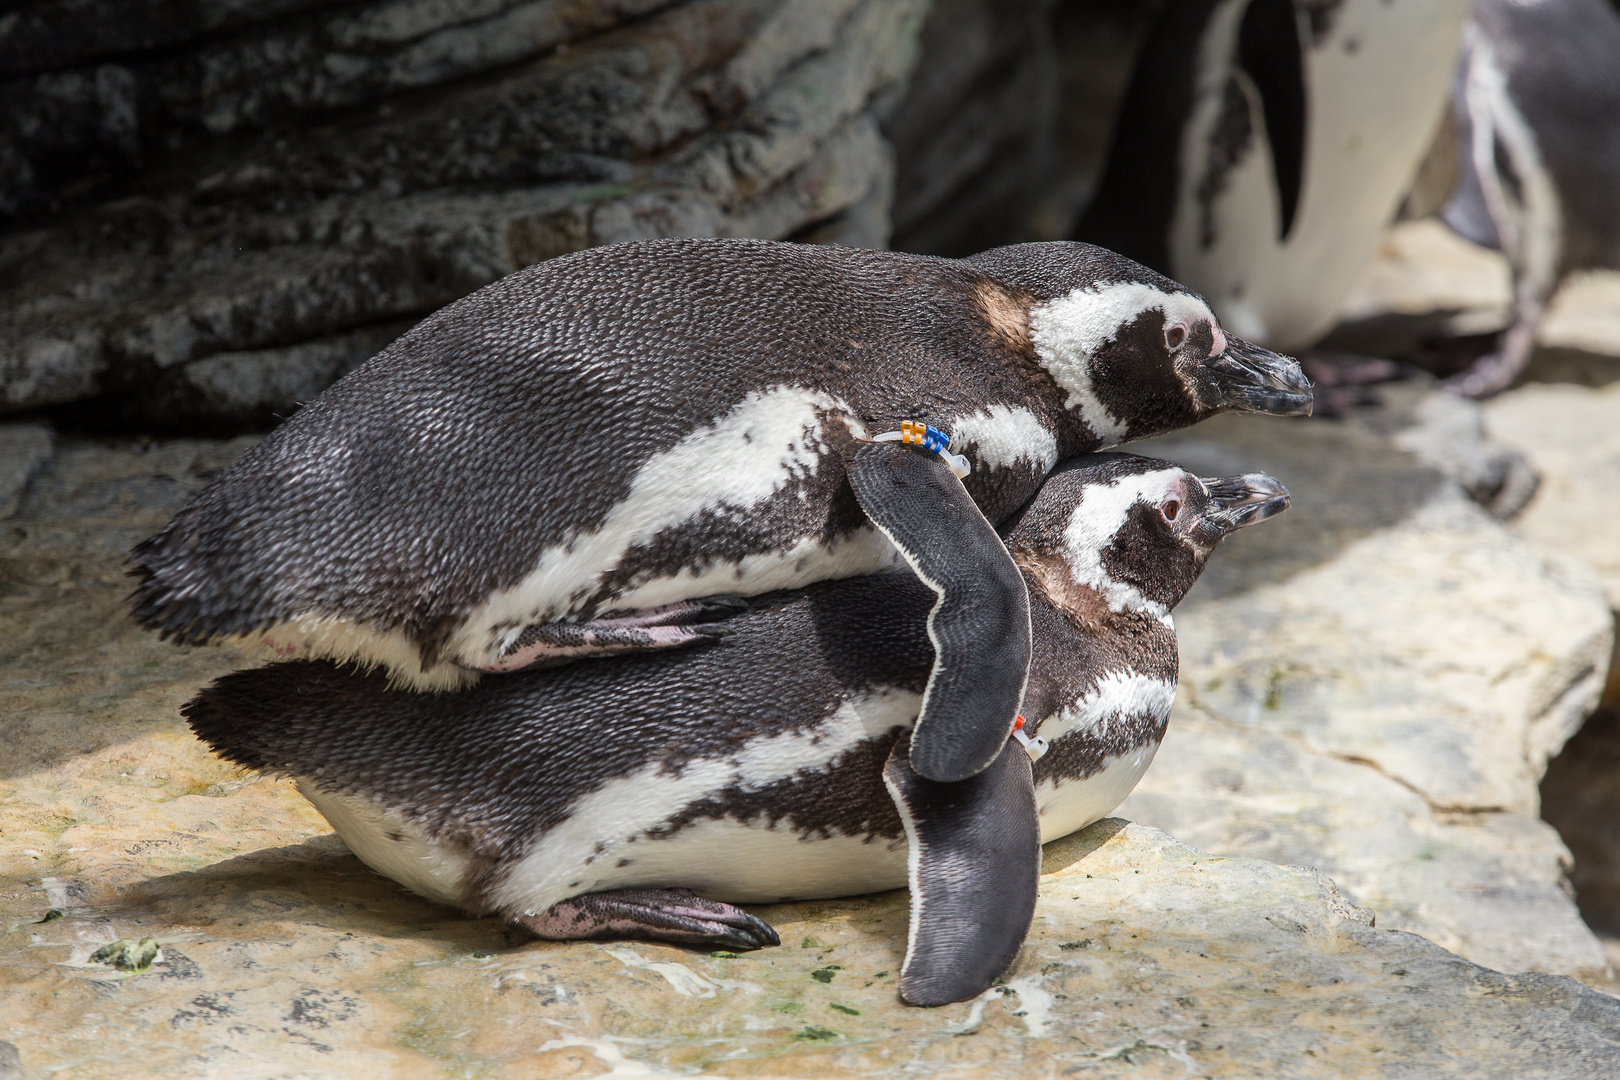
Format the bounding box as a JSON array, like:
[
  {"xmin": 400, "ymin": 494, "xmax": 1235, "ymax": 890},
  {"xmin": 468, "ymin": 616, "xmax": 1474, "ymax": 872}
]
[
  {"xmin": 1029, "ymin": 284, "xmax": 1217, "ymax": 445},
  {"xmin": 1059, "ymin": 467, "xmax": 1186, "ymax": 622}
]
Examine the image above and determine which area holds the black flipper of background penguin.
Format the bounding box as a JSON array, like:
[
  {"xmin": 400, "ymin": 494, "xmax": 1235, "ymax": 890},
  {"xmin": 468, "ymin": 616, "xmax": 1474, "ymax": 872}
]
[
  {"xmin": 884, "ymin": 734, "xmax": 1041, "ymax": 1007},
  {"xmin": 1237, "ymin": 0, "xmax": 1305, "ymax": 241},
  {"xmin": 1076, "ymin": 0, "xmax": 1307, "ymax": 264},
  {"xmin": 846, "ymin": 440, "xmax": 1031, "ymax": 784}
]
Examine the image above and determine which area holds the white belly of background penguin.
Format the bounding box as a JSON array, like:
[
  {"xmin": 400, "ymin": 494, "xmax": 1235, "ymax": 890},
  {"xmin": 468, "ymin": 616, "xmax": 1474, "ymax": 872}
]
[
  {"xmin": 134, "ymin": 237, "xmax": 1308, "ymax": 785},
  {"xmin": 185, "ymin": 452, "xmax": 1289, "ymax": 1006}
]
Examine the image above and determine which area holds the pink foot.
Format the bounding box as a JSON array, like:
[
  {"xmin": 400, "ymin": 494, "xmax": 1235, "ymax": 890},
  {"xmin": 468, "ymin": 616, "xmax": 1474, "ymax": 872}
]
[
  {"xmin": 1444, "ymin": 302, "xmax": 1546, "ymax": 400},
  {"xmin": 480, "ymin": 596, "xmax": 747, "ymax": 673},
  {"xmin": 1299, "ymin": 352, "xmax": 1402, "ymax": 417},
  {"xmin": 510, "ymin": 888, "xmax": 779, "ymax": 951}
]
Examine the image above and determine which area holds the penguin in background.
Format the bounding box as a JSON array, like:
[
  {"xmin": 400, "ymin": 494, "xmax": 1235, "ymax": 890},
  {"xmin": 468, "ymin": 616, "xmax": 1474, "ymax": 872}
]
[
  {"xmin": 130, "ymin": 237, "xmax": 1310, "ymax": 784},
  {"xmin": 1077, "ymin": 0, "xmax": 1471, "ymax": 353},
  {"xmin": 1439, "ymin": 0, "xmax": 1620, "ymax": 398},
  {"xmin": 183, "ymin": 453, "xmax": 1291, "ymax": 1007}
]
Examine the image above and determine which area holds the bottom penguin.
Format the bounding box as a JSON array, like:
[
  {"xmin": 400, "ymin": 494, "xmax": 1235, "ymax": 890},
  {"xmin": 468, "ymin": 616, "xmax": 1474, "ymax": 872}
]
[{"xmin": 183, "ymin": 453, "xmax": 1288, "ymax": 1006}]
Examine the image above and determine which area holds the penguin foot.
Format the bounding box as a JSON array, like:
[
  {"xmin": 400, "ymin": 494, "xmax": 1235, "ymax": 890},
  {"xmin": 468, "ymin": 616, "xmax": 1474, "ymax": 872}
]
[
  {"xmin": 509, "ymin": 888, "xmax": 780, "ymax": 951},
  {"xmin": 1298, "ymin": 352, "xmax": 1402, "ymax": 417},
  {"xmin": 1442, "ymin": 308, "xmax": 1544, "ymax": 400},
  {"xmin": 480, "ymin": 596, "xmax": 747, "ymax": 672},
  {"xmin": 1442, "ymin": 349, "xmax": 1529, "ymax": 399}
]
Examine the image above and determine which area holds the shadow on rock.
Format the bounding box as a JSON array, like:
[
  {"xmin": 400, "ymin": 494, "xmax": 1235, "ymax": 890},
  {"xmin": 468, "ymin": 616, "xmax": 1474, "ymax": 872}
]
[
  {"xmin": 1130, "ymin": 411, "xmax": 1446, "ymax": 605},
  {"xmin": 109, "ymin": 835, "xmax": 511, "ymax": 949}
]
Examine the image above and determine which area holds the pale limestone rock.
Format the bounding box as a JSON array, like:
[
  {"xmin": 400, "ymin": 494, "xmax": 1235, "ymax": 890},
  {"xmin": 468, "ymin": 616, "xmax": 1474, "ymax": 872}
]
[
  {"xmin": 1484, "ymin": 380, "xmax": 1620, "ymax": 981},
  {"xmin": 1394, "ymin": 391, "xmax": 1538, "ymax": 519},
  {"xmin": 1125, "ymin": 412, "xmax": 1614, "ymax": 979},
  {"xmin": 8, "ymin": 794, "xmax": 1620, "ymax": 1080},
  {"xmin": 1339, "ymin": 219, "xmax": 1620, "ymax": 354},
  {"xmin": 1339, "ymin": 218, "xmax": 1515, "ymax": 326},
  {"xmin": 1484, "ymin": 382, "xmax": 1620, "ymax": 609}
]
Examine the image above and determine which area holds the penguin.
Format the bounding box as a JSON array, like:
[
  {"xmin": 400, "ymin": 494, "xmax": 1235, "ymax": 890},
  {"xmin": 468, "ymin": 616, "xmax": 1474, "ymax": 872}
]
[
  {"xmin": 1077, "ymin": 0, "xmax": 1471, "ymax": 352},
  {"xmin": 1439, "ymin": 0, "xmax": 1620, "ymax": 398},
  {"xmin": 182, "ymin": 452, "xmax": 1291, "ymax": 1007},
  {"xmin": 131, "ymin": 237, "xmax": 1310, "ymax": 784}
]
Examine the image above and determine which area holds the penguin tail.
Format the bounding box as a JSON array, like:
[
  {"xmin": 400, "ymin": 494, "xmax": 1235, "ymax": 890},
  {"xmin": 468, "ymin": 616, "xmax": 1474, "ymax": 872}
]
[
  {"xmin": 181, "ymin": 661, "xmax": 354, "ymax": 774},
  {"xmin": 125, "ymin": 507, "xmax": 292, "ymax": 647}
]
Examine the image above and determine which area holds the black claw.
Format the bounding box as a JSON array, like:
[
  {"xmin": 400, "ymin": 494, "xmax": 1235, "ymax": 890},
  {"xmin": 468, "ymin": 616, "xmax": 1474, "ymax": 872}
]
[
  {"xmin": 719, "ymin": 926, "xmax": 776, "ymax": 951},
  {"xmin": 676, "ymin": 905, "xmax": 777, "ymax": 950},
  {"xmin": 691, "ymin": 624, "xmax": 737, "ymax": 641},
  {"xmin": 730, "ymin": 913, "xmax": 780, "ymax": 950},
  {"xmin": 620, "ymin": 892, "xmax": 778, "ymax": 951}
]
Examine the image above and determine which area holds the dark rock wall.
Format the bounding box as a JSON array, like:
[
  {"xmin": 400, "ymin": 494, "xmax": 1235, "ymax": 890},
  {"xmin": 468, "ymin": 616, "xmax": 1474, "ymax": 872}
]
[
  {"xmin": 1, "ymin": 0, "xmax": 926, "ymax": 430},
  {"xmin": 884, "ymin": 0, "xmax": 1058, "ymax": 257},
  {"xmin": 883, "ymin": 0, "xmax": 1162, "ymax": 258},
  {"xmin": 0, "ymin": 0, "xmax": 1178, "ymax": 431}
]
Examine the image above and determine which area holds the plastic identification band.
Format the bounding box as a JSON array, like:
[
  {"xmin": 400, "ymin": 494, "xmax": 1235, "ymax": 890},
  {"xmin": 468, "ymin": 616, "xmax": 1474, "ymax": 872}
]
[
  {"xmin": 872, "ymin": 421, "xmax": 972, "ymax": 479},
  {"xmin": 1011, "ymin": 714, "xmax": 1049, "ymax": 761}
]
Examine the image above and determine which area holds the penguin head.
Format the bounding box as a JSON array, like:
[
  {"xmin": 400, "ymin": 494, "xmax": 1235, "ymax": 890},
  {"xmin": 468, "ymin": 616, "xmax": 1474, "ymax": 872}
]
[
  {"xmin": 1004, "ymin": 453, "xmax": 1289, "ymax": 621},
  {"xmin": 967, "ymin": 243, "xmax": 1312, "ymax": 443}
]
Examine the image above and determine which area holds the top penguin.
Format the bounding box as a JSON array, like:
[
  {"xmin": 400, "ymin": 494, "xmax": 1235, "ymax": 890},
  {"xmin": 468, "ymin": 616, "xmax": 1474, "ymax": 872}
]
[{"xmin": 130, "ymin": 237, "xmax": 1310, "ymax": 782}]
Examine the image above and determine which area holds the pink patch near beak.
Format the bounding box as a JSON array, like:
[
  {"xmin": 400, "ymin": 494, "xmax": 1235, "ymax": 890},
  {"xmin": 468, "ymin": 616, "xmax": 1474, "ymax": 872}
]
[{"xmin": 1211, "ymin": 324, "xmax": 1228, "ymax": 356}]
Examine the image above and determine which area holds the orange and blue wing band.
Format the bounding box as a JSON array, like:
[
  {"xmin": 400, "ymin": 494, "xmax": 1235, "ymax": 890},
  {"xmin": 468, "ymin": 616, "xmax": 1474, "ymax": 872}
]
[
  {"xmin": 898, "ymin": 420, "xmax": 951, "ymax": 454},
  {"xmin": 875, "ymin": 421, "xmax": 971, "ymax": 478}
]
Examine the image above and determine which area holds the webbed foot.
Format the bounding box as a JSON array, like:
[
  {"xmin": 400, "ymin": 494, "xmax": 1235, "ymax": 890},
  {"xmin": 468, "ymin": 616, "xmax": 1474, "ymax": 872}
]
[
  {"xmin": 1299, "ymin": 352, "xmax": 1402, "ymax": 416},
  {"xmin": 1444, "ymin": 302, "xmax": 1546, "ymax": 400},
  {"xmin": 509, "ymin": 888, "xmax": 779, "ymax": 951},
  {"xmin": 481, "ymin": 596, "xmax": 747, "ymax": 672}
]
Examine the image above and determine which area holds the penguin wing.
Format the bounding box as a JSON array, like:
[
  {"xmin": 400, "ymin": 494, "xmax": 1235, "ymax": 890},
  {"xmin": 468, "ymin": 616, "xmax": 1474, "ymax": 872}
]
[
  {"xmin": 883, "ymin": 734, "xmax": 1041, "ymax": 1007},
  {"xmin": 1237, "ymin": 0, "xmax": 1306, "ymax": 241},
  {"xmin": 845, "ymin": 440, "xmax": 1032, "ymax": 783}
]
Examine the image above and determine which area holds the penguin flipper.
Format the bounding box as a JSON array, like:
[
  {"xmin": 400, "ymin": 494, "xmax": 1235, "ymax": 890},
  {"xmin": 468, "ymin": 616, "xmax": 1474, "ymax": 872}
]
[
  {"xmin": 846, "ymin": 440, "xmax": 1031, "ymax": 783},
  {"xmin": 509, "ymin": 888, "xmax": 779, "ymax": 951},
  {"xmin": 1237, "ymin": 0, "xmax": 1306, "ymax": 241},
  {"xmin": 479, "ymin": 596, "xmax": 747, "ymax": 672},
  {"xmin": 883, "ymin": 734, "xmax": 1041, "ymax": 1007}
]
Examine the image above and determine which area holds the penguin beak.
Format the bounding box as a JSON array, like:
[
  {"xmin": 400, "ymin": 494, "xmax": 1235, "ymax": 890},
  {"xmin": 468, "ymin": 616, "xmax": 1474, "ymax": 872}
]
[
  {"xmin": 1204, "ymin": 338, "xmax": 1314, "ymax": 417},
  {"xmin": 1201, "ymin": 473, "xmax": 1291, "ymax": 534}
]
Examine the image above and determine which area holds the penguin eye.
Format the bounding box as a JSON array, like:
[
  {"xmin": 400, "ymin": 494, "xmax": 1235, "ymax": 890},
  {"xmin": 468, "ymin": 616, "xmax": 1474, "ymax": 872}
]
[
  {"xmin": 1165, "ymin": 324, "xmax": 1188, "ymax": 350},
  {"xmin": 1161, "ymin": 498, "xmax": 1181, "ymax": 523}
]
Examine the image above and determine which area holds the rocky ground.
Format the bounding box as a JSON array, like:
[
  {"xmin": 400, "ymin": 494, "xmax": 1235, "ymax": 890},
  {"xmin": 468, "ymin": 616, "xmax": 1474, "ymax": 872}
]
[{"xmin": 1124, "ymin": 401, "xmax": 1614, "ymax": 984}]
